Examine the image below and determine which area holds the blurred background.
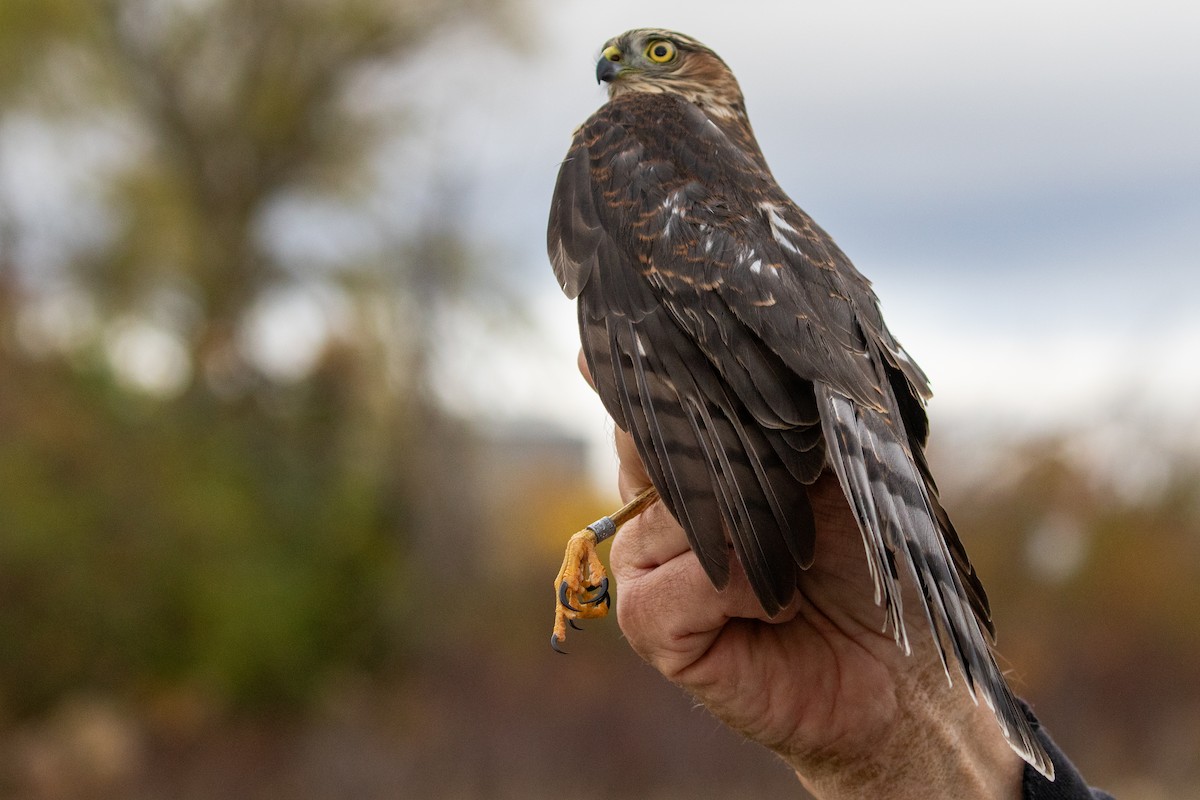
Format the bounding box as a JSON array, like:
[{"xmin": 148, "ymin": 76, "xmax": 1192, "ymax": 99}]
[{"xmin": 1, "ymin": 0, "xmax": 1197, "ymax": 797}]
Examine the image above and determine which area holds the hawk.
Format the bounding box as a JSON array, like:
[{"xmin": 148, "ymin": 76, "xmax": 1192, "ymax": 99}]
[{"xmin": 547, "ymin": 28, "xmax": 1052, "ymax": 779}]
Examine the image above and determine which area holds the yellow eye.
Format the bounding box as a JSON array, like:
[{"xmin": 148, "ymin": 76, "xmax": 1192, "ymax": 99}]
[{"xmin": 645, "ymin": 40, "xmax": 676, "ymax": 64}]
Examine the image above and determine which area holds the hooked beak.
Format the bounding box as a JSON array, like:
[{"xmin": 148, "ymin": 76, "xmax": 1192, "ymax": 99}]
[{"xmin": 596, "ymin": 45, "xmax": 624, "ymax": 83}]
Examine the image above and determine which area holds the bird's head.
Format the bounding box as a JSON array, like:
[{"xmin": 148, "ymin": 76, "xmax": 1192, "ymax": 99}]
[{"xmin": 595, "ymin": 29, "xmax": 746, "ymax": 120}]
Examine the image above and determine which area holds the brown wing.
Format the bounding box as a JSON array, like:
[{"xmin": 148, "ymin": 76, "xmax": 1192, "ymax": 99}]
[
  {"xmin": 549, "ymin": 96, "xmax": 824, "ymax": 613},
  {"xmin": 548, "ymin": 90, "xmax": 1050, "ymax": 779}
]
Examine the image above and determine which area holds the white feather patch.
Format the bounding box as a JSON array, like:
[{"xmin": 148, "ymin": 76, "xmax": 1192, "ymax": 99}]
[{"xmin": 761, "ymin": 202, "xmax": 803, "ymax": 255}]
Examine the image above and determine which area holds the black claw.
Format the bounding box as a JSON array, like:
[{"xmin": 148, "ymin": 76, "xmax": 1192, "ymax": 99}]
[
  {"xmin": 558, "ymin": 581, "xmax": 582, "ymax": 612},
  {"xmin": 568, "ymin": 619, "xmax": 583, "ymax": 631},
  {"xmin": 551, "ymin": 632, "xmax": 568, "ymax": 654},
  {"xmin": 582, "ymin": 577, "xmax": 610, "ymax": 606}
]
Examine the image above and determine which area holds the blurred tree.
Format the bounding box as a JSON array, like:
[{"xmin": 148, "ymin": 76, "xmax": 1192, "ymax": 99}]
[
  {"xmin": 0, "ymin": 0, "xmax": 517, "ymax": 716},
  {"xmin": 938, "ymin": 432, "xmax": 1200, "ymax": 794}
]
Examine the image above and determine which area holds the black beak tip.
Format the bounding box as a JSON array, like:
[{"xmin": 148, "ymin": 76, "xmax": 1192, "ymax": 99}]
[{"xmin": 596, "ymin": 59, "xmax": 620, "ymax": 84}]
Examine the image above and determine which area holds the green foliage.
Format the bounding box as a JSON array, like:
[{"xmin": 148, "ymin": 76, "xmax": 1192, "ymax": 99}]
[{"xmin": 0, "ymin": 350, "xmax": 410, "ymax": 715}]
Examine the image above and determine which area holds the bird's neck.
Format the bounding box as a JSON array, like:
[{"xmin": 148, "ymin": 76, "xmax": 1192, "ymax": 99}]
[
  {"xmin": 607, "ymin": 85, "xmax": 772, "ymax": 174},
  {"xmin": 697, "ymin": 99, "xmax": 771, "ymax": 175}
]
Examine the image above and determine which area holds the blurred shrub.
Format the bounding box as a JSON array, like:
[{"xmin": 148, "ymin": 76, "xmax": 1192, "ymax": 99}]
[
  {"xmin": 0, "ymin": 343, "xmax": 409, "ymax": 715},
  {"xmin": 935, "ymin": 428, "xmax": 1200, "ymax": 792},
  {"xmin": 0, "ymin": 0, "xmax": 514, "ymax": 718}
]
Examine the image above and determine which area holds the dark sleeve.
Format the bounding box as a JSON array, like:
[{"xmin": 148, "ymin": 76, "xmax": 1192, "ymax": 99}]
[{"xmin": 1021, "ymin": 702, "xmax": 1115, "ymax": 800}]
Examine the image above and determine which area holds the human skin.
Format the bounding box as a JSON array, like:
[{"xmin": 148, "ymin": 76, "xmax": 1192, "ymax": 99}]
[{"xmin": 583, "ymin": 352, "xmax": 1024, "ymax": 799}]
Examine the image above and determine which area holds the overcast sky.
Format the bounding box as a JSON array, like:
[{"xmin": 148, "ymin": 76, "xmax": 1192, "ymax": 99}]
[
  {"xmin": 412, "ymin": 0, "xmax": 1198, "ymax": 479},
  {"xmin": 11, "ymin": 0, "xmax": 1194, "ymax": 481}
]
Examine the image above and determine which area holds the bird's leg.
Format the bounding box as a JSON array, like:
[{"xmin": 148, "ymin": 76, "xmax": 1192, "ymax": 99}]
[{"xmin": 551, "ymin": 486, "xmax": 659, "ymax": 652}]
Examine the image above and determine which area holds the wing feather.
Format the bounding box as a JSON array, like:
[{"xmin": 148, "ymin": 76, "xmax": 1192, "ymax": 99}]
[{"xmin": 645, "ymin": 308, "xmax": 814, "ymax": 601}]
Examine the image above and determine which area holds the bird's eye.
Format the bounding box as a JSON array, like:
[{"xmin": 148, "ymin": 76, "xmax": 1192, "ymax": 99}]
[{"xmin": 645, "ymin": 40, "xmax": 676, "ymax": 64}]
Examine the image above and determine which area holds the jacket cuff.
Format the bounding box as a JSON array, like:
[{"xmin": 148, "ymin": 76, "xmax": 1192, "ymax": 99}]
[{"xmin": 1019, "ymin": 700, "xmax": 1115, "ymax": 800}]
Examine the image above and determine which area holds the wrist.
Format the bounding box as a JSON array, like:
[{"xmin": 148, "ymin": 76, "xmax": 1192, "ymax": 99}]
[{"xmin": 784, "ymin": 657, "xmax": 1024, "ymax": 800}]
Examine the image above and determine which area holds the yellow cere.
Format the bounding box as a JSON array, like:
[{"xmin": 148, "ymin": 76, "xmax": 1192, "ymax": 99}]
[{"xmin": 602, "ymin": 45, "xmax": 622, "ymax": 62}]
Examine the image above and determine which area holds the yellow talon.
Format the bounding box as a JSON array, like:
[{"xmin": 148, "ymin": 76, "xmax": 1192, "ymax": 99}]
[
  {"xmin": 551, "ymin": 528, "xmax": 611, "ymax": 651},
  {"xmin": 550, "ymin": 487, "xmax": 659, "ymax": 652}
]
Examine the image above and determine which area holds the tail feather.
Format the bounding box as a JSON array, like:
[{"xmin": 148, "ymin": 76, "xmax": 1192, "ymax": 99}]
[{"xmin": 815, "ymin": 383, "xmax": 1053, "ymax": 779}]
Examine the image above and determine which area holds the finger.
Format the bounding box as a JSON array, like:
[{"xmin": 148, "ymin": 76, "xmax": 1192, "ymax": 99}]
[
  {"xmin": 616, "ymin": 551, "xmax": 725, "ymax": 671},
  {"xmin": 609, "ymin": 424, "xmax": 689, "ymax": 574},
  {"xmin": 614, "ymin": 426, "xmax": 650, "ymax": 501},
  {"xmin": 616, "ymin": 545, "xmax": 789, "ymax": 677},
  {"xmin": 612, "ymin": 499, "xmax": 792, "ymax": 619},
  {"xmin": 581, "ymin": 350, "xmax": 654, "ymax": 501},
  {"xmin": 609, "ymin": 498, "xmax": 690, "ymax": 578},
  {"xmin": 577, "ymin": 349, "xmax": 594, "ymax": 390}
]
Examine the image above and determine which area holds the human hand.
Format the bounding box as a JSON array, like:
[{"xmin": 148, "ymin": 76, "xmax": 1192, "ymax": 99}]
[{"xmin": 585, "ymin": 354, "xmax": 1024, "ymax": 800}]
